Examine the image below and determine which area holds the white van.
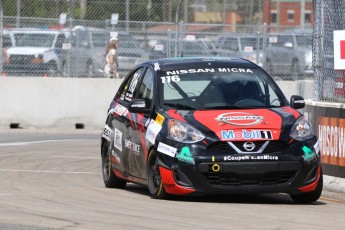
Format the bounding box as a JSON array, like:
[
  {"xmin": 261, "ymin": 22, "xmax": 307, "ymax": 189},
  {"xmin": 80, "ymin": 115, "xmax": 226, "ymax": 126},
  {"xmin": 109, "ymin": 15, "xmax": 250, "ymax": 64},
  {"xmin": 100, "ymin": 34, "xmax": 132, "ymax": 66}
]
[{"xmin": 5, "ymin": 29, "xmax": 67, "ymax": 76}]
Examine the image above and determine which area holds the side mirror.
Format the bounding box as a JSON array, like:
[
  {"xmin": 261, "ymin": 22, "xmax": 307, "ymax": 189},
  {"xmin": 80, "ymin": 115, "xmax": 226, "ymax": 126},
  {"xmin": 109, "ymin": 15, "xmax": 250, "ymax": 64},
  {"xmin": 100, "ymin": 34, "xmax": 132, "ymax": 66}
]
[
  {"xmin": 290, "ymin": 95, "xmax": 305, "ymax": 109},
  {"xmin": 128, "ymin": 99, "xmax": 150, "ymax": 113}
]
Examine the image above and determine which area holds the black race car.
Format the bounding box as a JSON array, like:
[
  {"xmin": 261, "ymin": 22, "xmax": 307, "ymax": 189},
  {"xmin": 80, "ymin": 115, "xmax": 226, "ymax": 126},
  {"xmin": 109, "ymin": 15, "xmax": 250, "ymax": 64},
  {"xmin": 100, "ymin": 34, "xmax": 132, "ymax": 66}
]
[{"xmin": 101, "ymin": 57, "xmax": 322, "ymax": 203}]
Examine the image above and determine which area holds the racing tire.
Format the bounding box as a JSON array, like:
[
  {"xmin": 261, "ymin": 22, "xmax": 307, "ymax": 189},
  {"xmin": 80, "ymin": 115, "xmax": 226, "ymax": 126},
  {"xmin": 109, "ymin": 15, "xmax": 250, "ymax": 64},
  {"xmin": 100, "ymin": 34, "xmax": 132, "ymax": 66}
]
[
  {"xmin": 101, "ymin": 141, "xmax": 127, "ymax": 189},
  {"xmin": 290, "ymin": 170, "xmax": 323, "ymax": 204},
  {"xmin": 147, "ymin": 151, "xmax": 167, "ymax": 199}
]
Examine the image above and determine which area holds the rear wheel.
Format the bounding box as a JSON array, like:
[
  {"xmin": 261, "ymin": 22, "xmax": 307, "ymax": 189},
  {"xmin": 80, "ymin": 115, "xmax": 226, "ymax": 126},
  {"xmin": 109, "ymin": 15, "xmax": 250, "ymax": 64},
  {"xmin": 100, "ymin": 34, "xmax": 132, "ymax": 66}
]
[
  {"xmin": 290, "ymin": 170, "xmax": 323, "ymax": 204},
  {"xmin": 101, "ymin": 141, "xmax": 127, "ymax": 188},
  {"xmin": 147, "ymin": 151, "xmax": 167, "ymax": 199}
]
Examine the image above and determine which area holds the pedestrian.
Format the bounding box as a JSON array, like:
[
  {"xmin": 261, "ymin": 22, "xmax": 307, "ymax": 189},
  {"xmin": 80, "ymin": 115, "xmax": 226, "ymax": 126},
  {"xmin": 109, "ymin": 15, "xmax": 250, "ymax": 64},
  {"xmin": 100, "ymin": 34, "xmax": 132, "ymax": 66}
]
[{"xmin": 104, "ymin": 36, "xmax": 119, "ymax": 78}]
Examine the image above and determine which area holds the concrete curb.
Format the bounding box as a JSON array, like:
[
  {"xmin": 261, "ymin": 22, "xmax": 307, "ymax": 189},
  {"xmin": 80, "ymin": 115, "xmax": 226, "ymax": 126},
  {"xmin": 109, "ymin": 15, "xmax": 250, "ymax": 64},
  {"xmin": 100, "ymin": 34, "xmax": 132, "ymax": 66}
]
[{"xmin": 324, "ymin": 175, "xmax": 345, "ymax": 193}]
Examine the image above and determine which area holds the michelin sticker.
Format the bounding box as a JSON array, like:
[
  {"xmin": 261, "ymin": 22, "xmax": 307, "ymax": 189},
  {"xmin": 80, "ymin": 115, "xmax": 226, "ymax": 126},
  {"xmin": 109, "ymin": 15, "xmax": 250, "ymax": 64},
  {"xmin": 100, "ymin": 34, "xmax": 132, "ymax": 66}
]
[
  {"xmin": 157, "ymin": 142, "xmax": 177, "ymax": 157},
  {"xmin": 114, "ymin": 128, "xmax": 122, "ymax": 151},
  {"xmin": 102, "ymin": 125, "xmax": 112, "ymax": 142},
  {"xmin": 146, "ymin": 119, "xmax": 162, "ymax": 144}
]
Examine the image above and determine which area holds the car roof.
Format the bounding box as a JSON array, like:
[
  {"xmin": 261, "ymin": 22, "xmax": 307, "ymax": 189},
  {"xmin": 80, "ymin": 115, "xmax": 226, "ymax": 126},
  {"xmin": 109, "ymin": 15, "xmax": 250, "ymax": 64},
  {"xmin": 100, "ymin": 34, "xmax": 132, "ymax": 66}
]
[{"xmin": 143, "ymin": 57, "xmax": 258, "ymax": 70}]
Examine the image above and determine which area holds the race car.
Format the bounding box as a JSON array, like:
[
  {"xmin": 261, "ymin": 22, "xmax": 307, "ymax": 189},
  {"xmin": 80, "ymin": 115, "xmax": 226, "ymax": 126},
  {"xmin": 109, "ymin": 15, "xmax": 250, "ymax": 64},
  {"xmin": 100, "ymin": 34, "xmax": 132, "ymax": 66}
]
[{"xmin": 101, "ymin": 57, "xmax": 322, "ymax": 203}]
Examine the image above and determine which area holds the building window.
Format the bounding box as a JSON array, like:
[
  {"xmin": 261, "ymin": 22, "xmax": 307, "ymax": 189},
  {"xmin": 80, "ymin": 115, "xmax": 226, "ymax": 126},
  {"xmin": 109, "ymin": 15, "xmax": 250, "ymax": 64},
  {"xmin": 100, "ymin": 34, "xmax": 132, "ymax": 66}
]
[
  {"xmin": 305, "ymin": 11, "xmax": 312, "ymax": 24},
  {"xmin": 287, "ymin": 10, "xmax": 295, "ymax": 22},
  {"xmin": 271, "ymin": 10, "xmax": 277, "ymax": 24}
]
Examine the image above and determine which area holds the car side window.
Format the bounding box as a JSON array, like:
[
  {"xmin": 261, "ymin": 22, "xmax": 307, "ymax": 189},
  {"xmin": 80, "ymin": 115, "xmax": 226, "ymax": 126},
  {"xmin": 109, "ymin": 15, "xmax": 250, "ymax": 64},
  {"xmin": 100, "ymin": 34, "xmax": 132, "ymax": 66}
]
[
  {"xmin": 136, "ymin": 68, "xmax": 154, "ymax": 108},
  {"xmin": 118, "ymin": 67, "xmax": 144, "ymax": 103}
]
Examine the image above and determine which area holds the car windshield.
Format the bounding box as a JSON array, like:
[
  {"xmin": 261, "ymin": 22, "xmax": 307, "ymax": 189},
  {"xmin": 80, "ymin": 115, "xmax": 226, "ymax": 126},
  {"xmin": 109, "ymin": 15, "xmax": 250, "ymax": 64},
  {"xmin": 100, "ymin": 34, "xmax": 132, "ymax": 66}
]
[
  {"xmin": 15, "ymin": 33, "xmax": 55, "ymax": 47},
  {"xmin": 159, "ymin": 66, "xmax": 286, "ymax": 110}
]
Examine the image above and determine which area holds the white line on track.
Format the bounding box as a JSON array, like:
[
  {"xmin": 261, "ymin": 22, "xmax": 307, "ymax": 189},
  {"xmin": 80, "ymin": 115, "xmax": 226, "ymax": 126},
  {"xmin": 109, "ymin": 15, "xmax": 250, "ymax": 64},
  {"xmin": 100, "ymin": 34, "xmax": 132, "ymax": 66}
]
[
  {"xmin": 0, "ymin": 139, "xmax": 91, "ymax": 147},
  {"xmin": 0, "ymin": 168, "xmax": 100, "ymax": 175}
]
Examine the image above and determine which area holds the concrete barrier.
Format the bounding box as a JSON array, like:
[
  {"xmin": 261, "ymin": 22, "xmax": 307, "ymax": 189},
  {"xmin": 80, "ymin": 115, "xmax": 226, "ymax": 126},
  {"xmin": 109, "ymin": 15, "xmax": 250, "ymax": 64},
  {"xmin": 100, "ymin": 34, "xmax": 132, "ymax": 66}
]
[{"xmin": 0, "ymin": 78, "xmax": 313, "ymax": 129}]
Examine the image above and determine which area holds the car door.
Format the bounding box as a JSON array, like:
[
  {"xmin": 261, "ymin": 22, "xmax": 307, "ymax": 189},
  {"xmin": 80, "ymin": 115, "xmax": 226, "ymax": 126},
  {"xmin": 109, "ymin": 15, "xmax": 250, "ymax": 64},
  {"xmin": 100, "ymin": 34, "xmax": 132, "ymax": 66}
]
[
  {"xmin": 127, "ymin": 66, "xmax": 155, "ymax": 179},
  {"xmin": 111, "ymin": 67, "xmax": 145, "ymax": 179}
]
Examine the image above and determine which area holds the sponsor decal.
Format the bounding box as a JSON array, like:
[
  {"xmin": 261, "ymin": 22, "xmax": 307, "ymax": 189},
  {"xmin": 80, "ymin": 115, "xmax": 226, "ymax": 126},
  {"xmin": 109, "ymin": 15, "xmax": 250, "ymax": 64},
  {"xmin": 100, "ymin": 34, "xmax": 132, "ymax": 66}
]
[
  {"xmin": 146, "ymin": 120, "xmax": 162, "ymax": 144},
  {"xmin": 155, "ymin": 113, "xmax": 165, "ymax": 126},
  {"xmin": 215, "ymin": 112, "xmax": 264, "ymax": 126},
  {"xmin": 157, "ymin": 142, "xmax": 177, "ymax": 157},
  {"xmin": 314, "ymin": 140, "xmax": 320, "ymax": 155},
  {"xmin": 302, "ymin": 146, "xmax": 316, "ymax": 161},
  {"xmin": 221, "ymin": 130, "xmax": 272, "ymax": 141},
  {"xmin": 318, "ymin": 117, "xmax": 345, "ymax": 166},
  {"xmin": 102, "ymin": 125, "xmax": 112, "ymax": 142},
  {"xmin": 154, "ymin": 62, "xmax": 160, "ymax": 71},
  {"xmin": 125, "ymin": 139, "xmax": 140, "ymax": 154},
  {"xmin": 114, "ymin": 128, "xmax": 122, "ymax": 151},
  {"xmin": 176, "ymin": 147, "xmax": 195, "ymax": 164},
  {"xmin": 114, "ymin": 104, "xmax": 127, "ymax": 116},
  {"xmin": 224, "ymin": 155, "xmax": 278, "ymax": 161},
  {"xmin": 165, "ymin": 68, "xmax": 253, "ymax": 75}
]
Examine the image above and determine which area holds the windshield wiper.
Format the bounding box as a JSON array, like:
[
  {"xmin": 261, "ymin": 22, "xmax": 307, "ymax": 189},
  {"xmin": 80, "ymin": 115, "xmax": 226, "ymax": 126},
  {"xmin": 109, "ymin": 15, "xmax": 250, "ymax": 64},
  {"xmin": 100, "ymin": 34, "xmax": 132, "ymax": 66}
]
[{"xmin": 164, "ymin": 103, "xmax": 196, "ymax": 110}]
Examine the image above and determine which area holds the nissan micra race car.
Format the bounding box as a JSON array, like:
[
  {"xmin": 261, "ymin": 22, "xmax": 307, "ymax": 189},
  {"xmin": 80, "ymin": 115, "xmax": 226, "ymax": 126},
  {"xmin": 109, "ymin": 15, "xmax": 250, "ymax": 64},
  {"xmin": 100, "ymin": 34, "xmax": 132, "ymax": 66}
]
[{"xmin": 101, "ymin": 57, "xmax": 322, "ymax": 203}]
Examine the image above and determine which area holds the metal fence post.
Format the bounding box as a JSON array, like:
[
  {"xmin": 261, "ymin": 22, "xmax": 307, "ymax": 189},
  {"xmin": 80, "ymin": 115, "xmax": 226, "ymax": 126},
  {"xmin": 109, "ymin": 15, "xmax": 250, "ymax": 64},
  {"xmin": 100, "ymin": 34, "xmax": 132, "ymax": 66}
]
[{"xmin": 0, "ymin": 0, "xmax": 3, "ymax": 74}]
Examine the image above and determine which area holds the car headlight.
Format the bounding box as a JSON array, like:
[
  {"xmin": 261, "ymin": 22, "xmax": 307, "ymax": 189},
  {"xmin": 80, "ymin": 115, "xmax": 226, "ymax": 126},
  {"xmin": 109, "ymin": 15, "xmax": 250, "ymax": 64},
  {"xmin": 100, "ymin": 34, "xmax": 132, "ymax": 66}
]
[
  {"xmin": 167, "ymin": 119, "xmax": 205, "ymax": 143},
  {"xmin": 290, "ymin": 116, "xmax": 314, "ymax": 141}
]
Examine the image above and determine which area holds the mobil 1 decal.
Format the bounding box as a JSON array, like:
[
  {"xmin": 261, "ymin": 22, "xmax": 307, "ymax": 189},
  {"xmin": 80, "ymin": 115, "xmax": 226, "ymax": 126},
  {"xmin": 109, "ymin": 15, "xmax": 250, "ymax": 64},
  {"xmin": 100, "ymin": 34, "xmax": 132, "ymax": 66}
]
[
  {"xmin": 221, "ymin": 129, "xmax": 273, "ymax": 141},
  {"xmin": 160, "ymin": 68, "xmax": 253, "ymax": 83}
]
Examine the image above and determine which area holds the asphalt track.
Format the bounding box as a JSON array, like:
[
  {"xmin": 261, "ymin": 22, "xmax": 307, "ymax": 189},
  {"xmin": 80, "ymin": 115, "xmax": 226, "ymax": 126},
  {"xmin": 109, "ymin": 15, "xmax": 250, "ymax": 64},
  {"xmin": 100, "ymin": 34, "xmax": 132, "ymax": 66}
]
[{"xmin": 1, "ymin": 129, "xmax": 345, "ymax": 230}]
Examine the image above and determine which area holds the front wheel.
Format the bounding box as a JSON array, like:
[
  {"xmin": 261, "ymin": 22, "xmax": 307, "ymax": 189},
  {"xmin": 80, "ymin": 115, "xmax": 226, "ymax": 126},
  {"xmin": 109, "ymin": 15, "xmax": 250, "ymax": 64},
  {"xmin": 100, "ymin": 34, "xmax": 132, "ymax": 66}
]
[
  {"xmin": 147, "ymin": 151, "xmax": 167, "ymax": 199},
  {"xmin": 101, "ymin": 141, "xmax": 127, "ymax": 188},
  {"xmin": 290, "ymin": 170, "xmax": 323, "ymax": 203}
]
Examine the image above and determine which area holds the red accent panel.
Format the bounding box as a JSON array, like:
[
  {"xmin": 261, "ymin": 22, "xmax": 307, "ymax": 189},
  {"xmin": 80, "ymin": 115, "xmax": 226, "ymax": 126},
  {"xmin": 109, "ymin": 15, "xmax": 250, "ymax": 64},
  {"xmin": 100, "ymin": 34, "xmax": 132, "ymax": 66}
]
[
  {"xmin": 341, "ymin": 40, "xmax": 345, "ymax": 59},
  {"xmin": 298, "ymin": 166, "xmax": 321, "ymax": 193},
  {"xmin": 159, "ymin": 166, "xmax": 196, "ymax": 195},
  {"xmin": 167, "ymin": 110, "xmax": 187, "ymax": 122},
  {"xmin": 194, "ymin": 109, "xmax": 282, "ymax": 141}
]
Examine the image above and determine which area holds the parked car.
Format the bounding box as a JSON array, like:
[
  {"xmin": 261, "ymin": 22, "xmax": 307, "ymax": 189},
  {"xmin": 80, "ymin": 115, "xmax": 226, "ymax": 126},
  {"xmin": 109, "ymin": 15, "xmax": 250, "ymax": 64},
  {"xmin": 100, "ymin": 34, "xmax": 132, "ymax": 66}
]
[
  {"xmin": 265, "ymin": 29, "xmax": 313, "ymax": 80},
  {"xmin": 216, "ymin": 33, "xmax": 265, "ymax": 67},
  {"xmin": 100, "ymin": 57, "xmax": 323, "ymax": 203},
  {"xmin": 61, "ymin": 26, "xmax": 148, "ymax": 78},
  {"xmin": 148, "ymin": 39, "xmax": 212, "ymax": 59},
  {"xmin": 1, "ymin": 30, "xmax": 16, "ymax": 66},
  {"xmin": 5, "ymin": 28, "xmax": 67, "ymax": 76}
]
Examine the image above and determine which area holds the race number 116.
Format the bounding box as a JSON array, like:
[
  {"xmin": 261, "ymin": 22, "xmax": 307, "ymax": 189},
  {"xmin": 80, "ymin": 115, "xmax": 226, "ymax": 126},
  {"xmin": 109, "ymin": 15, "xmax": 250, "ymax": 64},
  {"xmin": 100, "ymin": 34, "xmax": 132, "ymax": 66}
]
[{"xmin": 161, "ymin": 75, "xmax": 180, "ymax": 83}]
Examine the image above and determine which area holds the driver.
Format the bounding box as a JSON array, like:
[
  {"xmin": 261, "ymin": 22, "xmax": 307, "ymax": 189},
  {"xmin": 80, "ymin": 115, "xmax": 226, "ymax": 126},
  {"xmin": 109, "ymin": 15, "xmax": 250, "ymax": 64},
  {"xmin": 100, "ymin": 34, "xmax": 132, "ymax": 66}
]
[{"xmin": 221, "ymin": 81, "xmax": 244, "ymax": 104}]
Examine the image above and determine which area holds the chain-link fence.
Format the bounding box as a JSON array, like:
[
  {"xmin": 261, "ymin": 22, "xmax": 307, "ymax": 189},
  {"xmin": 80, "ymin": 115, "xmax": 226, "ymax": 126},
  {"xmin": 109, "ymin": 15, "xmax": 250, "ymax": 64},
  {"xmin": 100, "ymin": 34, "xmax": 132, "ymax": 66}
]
[
  {"xmin": 313, "ymin": 0, "xmax": 345, "ymax": 102},
  {"xmin": 1, "ymin": 0, "xmax": 313, "ymax": 80}
]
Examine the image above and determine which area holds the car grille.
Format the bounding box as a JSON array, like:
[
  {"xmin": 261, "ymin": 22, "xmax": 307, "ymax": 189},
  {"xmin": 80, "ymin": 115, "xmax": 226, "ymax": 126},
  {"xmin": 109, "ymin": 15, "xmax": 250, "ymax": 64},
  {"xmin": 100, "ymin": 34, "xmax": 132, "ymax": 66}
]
[
  {"xmin": 204, "ymin": 171, "xmax": 297, "ymax": 186},
  {"xmin": 10, "ymin": 55, "xmax": 35, "ymax": 64},
  {"xmin": 207, "ymin": 141, "xmax": 290, "ymax": 153}
]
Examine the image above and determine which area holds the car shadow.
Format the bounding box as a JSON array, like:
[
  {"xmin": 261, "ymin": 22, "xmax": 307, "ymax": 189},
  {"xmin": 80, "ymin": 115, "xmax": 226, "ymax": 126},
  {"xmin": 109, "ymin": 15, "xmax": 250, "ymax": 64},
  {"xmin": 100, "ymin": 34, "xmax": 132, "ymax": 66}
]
[{"xmin": 123, "ymin": 183, "xmax": 326, "ymax": 205}]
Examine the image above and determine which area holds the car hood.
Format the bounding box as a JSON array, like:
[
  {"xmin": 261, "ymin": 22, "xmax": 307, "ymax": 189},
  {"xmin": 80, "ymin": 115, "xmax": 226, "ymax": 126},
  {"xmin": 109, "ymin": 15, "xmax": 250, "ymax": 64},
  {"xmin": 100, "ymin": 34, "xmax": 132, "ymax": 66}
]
[
  {"xmin": 7, "ymin": 47, "xmax": 52, "ymax": 55},
  {"xmin": 167, "ymin": 107, "xmax": 300, "ymax": 142}
]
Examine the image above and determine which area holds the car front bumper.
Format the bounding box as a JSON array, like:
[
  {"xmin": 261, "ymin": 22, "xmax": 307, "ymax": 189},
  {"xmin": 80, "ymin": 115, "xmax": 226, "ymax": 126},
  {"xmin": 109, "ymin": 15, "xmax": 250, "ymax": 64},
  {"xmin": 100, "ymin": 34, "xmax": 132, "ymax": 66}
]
[{"xmin": 158, "ymin": 139, "xmax": 321, "ymax": 196}]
